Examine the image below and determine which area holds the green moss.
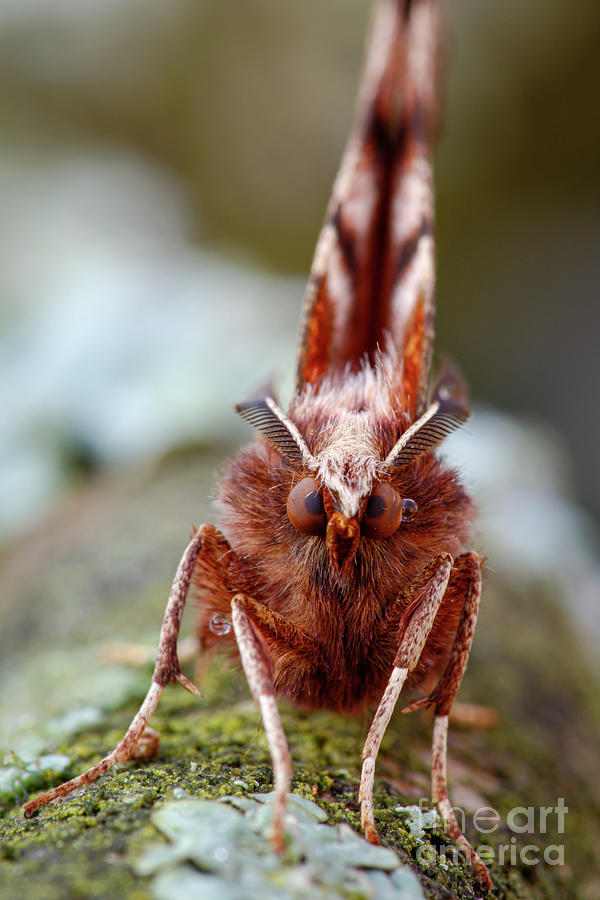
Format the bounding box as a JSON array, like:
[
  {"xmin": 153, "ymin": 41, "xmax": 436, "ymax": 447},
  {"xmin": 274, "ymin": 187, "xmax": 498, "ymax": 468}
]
[{"xmin": 0, "ymin": 643, "xmax": 589, "ymax": 900}]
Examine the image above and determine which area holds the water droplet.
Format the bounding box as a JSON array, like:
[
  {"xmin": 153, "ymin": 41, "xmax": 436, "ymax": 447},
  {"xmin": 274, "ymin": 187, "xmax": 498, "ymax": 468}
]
[
  {"xmin": 401, "ymin": 498, "xmax": 419, "ymax": 522},
  {"xmin": 209, "ymin": 614, "xmax": 232, "ymax": 636}
]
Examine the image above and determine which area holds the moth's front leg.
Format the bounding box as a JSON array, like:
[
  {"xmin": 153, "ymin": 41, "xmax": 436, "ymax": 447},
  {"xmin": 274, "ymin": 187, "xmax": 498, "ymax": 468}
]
[
  {"xmin": 229, "ymin": 592, "xmax": 316, "ymax": 852},
  {"xmin": 403, "ymin": 553, "xmax": 492, "ymax": 889},
  {"xmin": 359, "ymin": 553, "xmax": 453, "ymax": 841},
  {"xmin": 22, "ymin": 525, "xmax": 218, "ymax": 818},
  {"xmin": 359, "ymin": 552, "xmax": 493, "ymax": 892}
]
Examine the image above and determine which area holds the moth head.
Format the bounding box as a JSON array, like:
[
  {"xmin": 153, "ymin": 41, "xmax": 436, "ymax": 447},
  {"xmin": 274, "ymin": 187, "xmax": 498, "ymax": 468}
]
[
  {"xmin": 235, "ymin": 385, "xmax": 470, "ymax": 576},
  {"xmin": 280, "ymin": 475, "xmax": 421, "ymax": 576}
]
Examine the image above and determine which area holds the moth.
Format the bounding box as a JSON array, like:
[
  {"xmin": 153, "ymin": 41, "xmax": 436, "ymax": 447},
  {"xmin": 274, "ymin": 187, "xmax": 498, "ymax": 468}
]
[{"xmin": 23, "ymin": 0, "xmax": 493, "ymax": 891}]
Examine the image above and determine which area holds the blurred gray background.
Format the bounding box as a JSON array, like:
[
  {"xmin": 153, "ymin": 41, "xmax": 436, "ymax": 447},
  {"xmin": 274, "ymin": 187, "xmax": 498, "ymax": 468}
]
[{"xmin": 0, "ymin": 0, "xmax": 599, "ymax": 544}]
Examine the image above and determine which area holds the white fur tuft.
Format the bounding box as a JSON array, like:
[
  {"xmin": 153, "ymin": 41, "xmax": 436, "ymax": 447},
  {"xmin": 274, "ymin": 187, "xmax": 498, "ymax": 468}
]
[{"xmin": 291, "ymin": 353, "xmax": 409, "ymax": 516}]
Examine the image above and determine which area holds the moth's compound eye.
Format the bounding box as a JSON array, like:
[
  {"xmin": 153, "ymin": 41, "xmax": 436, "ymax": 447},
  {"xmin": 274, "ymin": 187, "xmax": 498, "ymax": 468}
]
[
  {"xmin": 401, "ymin": 498, "xmax": 419, "ymax": 522},
  {"xmin": 362, "ymin": 483, "xmax": 403, "ymax": 539},
  {"xmin": 287, "ymin": 477, "xmax": 326, "ymax": 535}
]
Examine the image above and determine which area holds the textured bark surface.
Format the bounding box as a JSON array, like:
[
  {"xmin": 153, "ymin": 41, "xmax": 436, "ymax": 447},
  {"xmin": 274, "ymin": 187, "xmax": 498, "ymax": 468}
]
[{"xmin": 1, "ymin": 448, "xmax": 599, "ymax": 899}]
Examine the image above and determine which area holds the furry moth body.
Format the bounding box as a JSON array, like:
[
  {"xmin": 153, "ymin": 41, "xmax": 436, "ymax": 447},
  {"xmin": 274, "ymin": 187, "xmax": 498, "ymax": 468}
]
[{"xmin": 23, "ymin": 0, "xmax": 493, "ymax": 891}]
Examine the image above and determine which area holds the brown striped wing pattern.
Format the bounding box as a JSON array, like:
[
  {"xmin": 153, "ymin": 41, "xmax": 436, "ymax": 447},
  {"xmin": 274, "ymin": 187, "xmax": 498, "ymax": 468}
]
[{"xmin": 296, "ymin": 0, "xmax": 441, "ymax": 421}]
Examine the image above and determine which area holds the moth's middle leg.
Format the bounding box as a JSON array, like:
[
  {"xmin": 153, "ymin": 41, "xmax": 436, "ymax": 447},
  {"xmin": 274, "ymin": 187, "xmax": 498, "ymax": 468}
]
[{"xmin": 229, "ymin": 592, "xmax": 315, "ymax": 851}]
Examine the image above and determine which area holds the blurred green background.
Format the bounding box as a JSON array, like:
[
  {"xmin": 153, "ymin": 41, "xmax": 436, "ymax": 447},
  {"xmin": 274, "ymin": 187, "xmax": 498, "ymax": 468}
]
[{"xmin": 0, "ymin": 0, "xmax": 599, "ymax": 542}]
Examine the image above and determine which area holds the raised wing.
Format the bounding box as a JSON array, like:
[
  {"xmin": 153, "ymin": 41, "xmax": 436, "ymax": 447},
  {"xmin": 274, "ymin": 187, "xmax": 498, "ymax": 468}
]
[{"xmin": 296, "ymin": 0, "xmax": 441, "ymax": 421}]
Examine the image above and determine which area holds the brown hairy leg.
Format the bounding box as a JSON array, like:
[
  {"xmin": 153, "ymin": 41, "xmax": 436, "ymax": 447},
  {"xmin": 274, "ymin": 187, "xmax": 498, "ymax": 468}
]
[
  {"xmin": 22, "ymin": 526, "xmax": 212, "ymax": 818},
  {"xmin": 359, "ymin": 552, "xmax": 452, "ymax": 840},
  {"xmin": 405, "ymin": 552, "xmax": 492, "ymax": 890},
  {"xmin": 230, "ymin": 594, "xmax": 291, "ymax": 851},
  {"xmin": 228, "ymin": 593, "xmax": 317, "ymax": 850},
  {"xmin": 360, "ymin": 552, "xmax": 493, "ymax": 892}
]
